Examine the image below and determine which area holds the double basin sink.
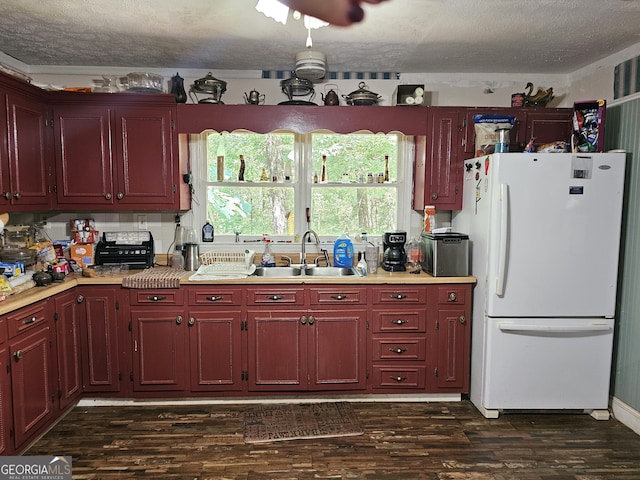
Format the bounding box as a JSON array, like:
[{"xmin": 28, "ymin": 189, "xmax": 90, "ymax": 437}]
[{"xmin": 253, "ymin": 265, "xmax": 359, "ymax": 278}]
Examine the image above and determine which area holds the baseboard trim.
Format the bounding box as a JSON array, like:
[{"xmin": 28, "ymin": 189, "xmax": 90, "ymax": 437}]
[
  {"xmin": 77, "ymin": 393, "xmax": 462, "ymax": 407},
  {"xmin": 612, "ymin": 396, "xmax": 640, "ymax": 435}
]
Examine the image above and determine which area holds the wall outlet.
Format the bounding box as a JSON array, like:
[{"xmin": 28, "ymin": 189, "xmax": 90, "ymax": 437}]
[{"xmin": 137, "ymin": 215, "xmax": 148, "ymax": 230}]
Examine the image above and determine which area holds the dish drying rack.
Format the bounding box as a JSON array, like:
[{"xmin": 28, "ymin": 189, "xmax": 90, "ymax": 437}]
[{"xmin": 190, "ymin": 250, "xmax": 256, "ymax": 280}]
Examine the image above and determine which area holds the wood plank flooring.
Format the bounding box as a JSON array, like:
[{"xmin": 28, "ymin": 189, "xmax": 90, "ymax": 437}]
[{"xmin": 25, "ymin": 401, "xmax": 640, "ymax": 479}]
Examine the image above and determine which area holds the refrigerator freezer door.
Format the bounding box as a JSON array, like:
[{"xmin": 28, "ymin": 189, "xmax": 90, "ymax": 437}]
[
  {"xmin": 485, "ymin": 153, "xmax": 625, "ymax": 318},
  {"xmin": 483, "ymin": 317, "xmax": 614, "ymax": 410}
]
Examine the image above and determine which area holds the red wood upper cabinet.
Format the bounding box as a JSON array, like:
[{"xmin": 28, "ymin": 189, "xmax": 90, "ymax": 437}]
[
  {"xmin": 3, "ymin": 90, "xmax": 51, "ymax": 210},
  {"xmin": 413, "ymin": 107, "xmax": 463, "ymax": 211},
  {"xmin": 51, "ymin": 94, "xmax": 182, "ymax": 211}
]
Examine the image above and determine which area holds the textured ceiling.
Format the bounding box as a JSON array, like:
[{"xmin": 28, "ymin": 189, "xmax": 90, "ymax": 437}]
[{"xmin": 1, "ymin": 0, "xmax": 640, "ymax": 74}]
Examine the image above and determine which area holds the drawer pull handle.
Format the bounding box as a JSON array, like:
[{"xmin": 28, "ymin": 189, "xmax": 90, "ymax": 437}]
[
  {"xmin": 390, "ymin": 294, "xmax": 407, "ymax": 300},
  {"xmin": 148, "ymin": 295, "xmax": 166, "ymax": 302},
  {"xmin": 330, "ymin": 294, "xmax": 348, "ymax": 300},
  {"xmin": 22, "ymin": 316, "xmax": 37, "ymax": 325},
  {"xmin": 390, "ymin": 375, "xmax": 407, "ymax": 382},
  {"xmin": 13, "ymin": 350, "xmax": 23, "ymax": 361},
  {"xmin": 206, "ymin": 295, "xmax": 223, "ymax": 302},
  {"xmin": 390, "ymin": 347, "xmax": 408, "ymax": 354},
  {"xmin": 390, "ymin": 319, "xmax": 408, "ymax": 325},
  {"xmin": 267, "ymin": 295, "xmax": 283, "ymax": 301},
  {"xmin": 448, "ymin": 292, "xmax": 458, "ymax": 302}
]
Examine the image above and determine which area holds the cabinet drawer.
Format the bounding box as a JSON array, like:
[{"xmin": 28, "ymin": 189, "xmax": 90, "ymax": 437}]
[
  {"xmin": 370, "ymin": 365, "xmax": 426, "ymax": 389},
  {"xmin": 370, "ymin": 336, "xmax": 427, "ymax": 361},
  {"xmin": 435, "ymin": 285, "xmax": 468, "ymax": 305},
  {"xmin": 371, "ymin": 286, "xmax": 427, "ymax": 304},
  {"xmin": 130, "ymin": 289, "xmax": 185, "ymax": 306},
  {"xmin": 309, "ymin": 287, "xmax": 366, "ymax": 305},
  {"xmin": 371, "ymin": 310, "xmax": 426, "ymax": 333},
  {"xmin": 188, "ymin": 288, "xmax": 242, "ymax": 306},
  {"xmin": 246, "ymin": 287, "xmax": 304, "ymax": 305},
  {"xmin": 7, "ymin": 302, "xmax": 49, "ymax": 338}
]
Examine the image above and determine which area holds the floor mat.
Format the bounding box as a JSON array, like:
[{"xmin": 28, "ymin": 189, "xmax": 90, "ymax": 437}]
[{"xmin": 243, "ymin": 402, "xmax": 364, "ymax": 443}]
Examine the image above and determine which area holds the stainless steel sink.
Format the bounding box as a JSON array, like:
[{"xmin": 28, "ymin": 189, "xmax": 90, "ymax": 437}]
[
  {"xmin": 302, "ymin": 267, "xmax": 358, "ymax": 277},
  {"xmin": 253, "ymin": 266, "xmax": 303, "ymax": 277},
  {"xmin": 252, "ymin": 266, "xmax": 359, "ymax": 277}
]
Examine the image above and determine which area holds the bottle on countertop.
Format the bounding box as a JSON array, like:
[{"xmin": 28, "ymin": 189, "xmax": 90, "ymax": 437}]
[
  {"xmin": 355, "ymin": 251, "xmax": 367, "ymax": 276},
  {"xmin": 333, "ymin": 231, "xmax": 354, "ymax": 268},
  {"xmin": 202, "ymin": 221, "xmax": 214, "ymax": 242},
  {"xmin": 261, "ymin": 239, "xmax": 274, "ymax": 266},
  {"xmin": 424, "ymin": 205, "xmax": 436, "ymax": 233}
]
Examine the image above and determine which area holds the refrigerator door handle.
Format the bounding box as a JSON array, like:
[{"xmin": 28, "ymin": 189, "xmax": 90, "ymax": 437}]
[
  {"xmin": 495, "ymin": 183, "xmax": 509, "ymax": 296},
  {"xmin": 498, "ymin": 323, "xmax": 612, "ymax": 333}
]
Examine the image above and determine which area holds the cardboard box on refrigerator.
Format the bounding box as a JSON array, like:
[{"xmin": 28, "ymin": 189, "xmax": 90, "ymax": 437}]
[{"xmin": 70, "ymin": 244, "xmax": 95, "ymax": 268}]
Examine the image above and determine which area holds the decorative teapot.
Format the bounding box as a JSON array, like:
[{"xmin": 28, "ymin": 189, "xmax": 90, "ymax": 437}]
[
  {"xmin": 321, "ymin": 84, "xmax": 340, "ymax": 106},
  {"xmin": 244, "ymin": 89, "xmax": 265, "ymax": 105}
]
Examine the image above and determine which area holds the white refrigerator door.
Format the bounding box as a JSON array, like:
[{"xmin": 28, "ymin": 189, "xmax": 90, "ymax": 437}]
[
  {"xmin": 483, "ymin": 317, "xmax": 614, "ymax": 410},
  {"xmin": 485, "ymin": 153, "xmax": 625, "ymax": 318}
]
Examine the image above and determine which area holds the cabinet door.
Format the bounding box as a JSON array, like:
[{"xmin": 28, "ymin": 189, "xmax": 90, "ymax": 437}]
[
  {"xmin": 53, "ymin": 105, "xmax": 115, "ymax": 206},
  {"xmin": 525, "ymin": 110, "xmax": 573, "ymax": 150},
  {"xmin": 423, "ymin": 107, "xmax": 463, "ymax": 210},
  {"xmin": 10, "ymin": 324, "xmax": 54, "ymax": 449},
  {"xmin": 80, "ymin": 287, "xmax": 121, "ymax": 393},
  {"xmin": 308, "ymin": 310, "xmax": 366, "ymax": 391},
  {"xmin": 188, "ymin": 309, "xmax": 243, "ymax": 392},
  {"xmin": 0, "ymin": 343, "xmax": 11, "ymax": 455},
  {"xmin": 113, "ymin": 107, "xmax": 176, "ymax": 208},
  {"xmin": 5, "ymin": 91, "xmax": 51, "ymax": 209},
  {"xmin": 53, "ymin": 291, "xmax": 82, "ymax": 410},
  {"xmin": 131, "ymin": 307, "xmax": 187, "ymax": 391},
  {"xmin": 247, "ymin": 309, "xmax": 306, "ymax": 391}
]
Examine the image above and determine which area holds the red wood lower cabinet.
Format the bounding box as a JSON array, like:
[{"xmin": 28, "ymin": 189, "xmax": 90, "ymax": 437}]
[
  {"xmin": 79, "ymin": 287, "xmax": 122, "ymax": 393},
  {"xmin": 53, "ymin": 291, "xmax": 83, "ymax": 410},
  {"xmin": 0, "ymin": 341, "xmax": 11, "ymax": 455}
]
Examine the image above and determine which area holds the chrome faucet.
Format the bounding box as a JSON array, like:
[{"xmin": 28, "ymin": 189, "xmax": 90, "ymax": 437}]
[{"xmin": 301, "ymin": 229, "xmax": 320, "ymax": 265}]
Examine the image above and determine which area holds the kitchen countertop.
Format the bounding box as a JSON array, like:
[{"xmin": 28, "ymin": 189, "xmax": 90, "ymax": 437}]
[{"xmin": 0, "ymin": 268, "xmax": 476, "ymax": 315}]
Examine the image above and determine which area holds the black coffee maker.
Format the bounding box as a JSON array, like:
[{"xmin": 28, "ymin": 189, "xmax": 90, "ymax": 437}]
[{"xmin": 382, "ymin": 231, "xmax": 407, "ymax": 271}]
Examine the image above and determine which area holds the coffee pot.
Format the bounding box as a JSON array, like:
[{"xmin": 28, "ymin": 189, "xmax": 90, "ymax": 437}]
[
  {"xmin": 382, "ymin": 231, "xmax": 407, "ymax": 272},
  {"xmin": 244, "ymin": 89, "xmax": 265, "ymax": 105},
  {"xmin": 321, "ymin": 84, "xmax": 340, "ymax": 106}
]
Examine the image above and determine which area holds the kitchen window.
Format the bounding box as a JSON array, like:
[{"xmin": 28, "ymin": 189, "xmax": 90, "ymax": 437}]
[{"xmin": 191, "ymin": 130, "xmax": 412, "ymax": 242}]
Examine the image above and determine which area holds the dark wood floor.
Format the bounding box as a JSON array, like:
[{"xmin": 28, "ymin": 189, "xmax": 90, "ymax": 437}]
[{"xmin": 25, "ymin": 400, "xmax": 640, "ymax": 479}]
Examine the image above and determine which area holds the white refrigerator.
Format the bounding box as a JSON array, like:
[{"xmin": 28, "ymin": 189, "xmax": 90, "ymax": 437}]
[{"xmin": 452, "ymin": 152, "xmax": 626, "ymax": 419}]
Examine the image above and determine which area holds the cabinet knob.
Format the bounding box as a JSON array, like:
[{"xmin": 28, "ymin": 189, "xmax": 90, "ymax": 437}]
[
  {"xmin": 267, "ymin": 295, "xmax": 283, "ymax": 301},
  {"xmin": 13, "ymin": 350, "xmax": 23, "ymax": 361},
  {"xmin": 206, "ymin": 295, "xmax": 223, "ymax": 302},
  {"xmin": 22, "ymin": 316, "xmax": 37, "ymax": 325},
  {"xmin": 301, "ymin": 315, "xmax": 307, "ymax": 325},
  {"xmin": 13, "ymin": 192, "xmax": 21, "ymax": 200},
  {"xmin": 176, "ymin": 315, "xmax": 183, "ymax": 325},
  {"xmin": 117, "ymin": 192, "xmax": 124, "ymax": 200},
  {"xmin": 390, "ymin": 375, "xmax": 407, "ymax": 382},
  {"xmin": 76, "ymin": 295, "xmax": 85, "ymax": 304},
  {"xmin": 148, "ymin": 295, "xmax": 166, "ymax": 302},
  {"xmin": 188, "ymin": 317, "xmax": 195, "ymax": 326},
  {"xmin": 390, "ymin": 293, "xmax": 407, "ymax": 300},
  {"xmin": 104, "ymin": 193, "xmax": 112, "ymax": 200},
  {"xmin": 308, "ymin": 315, "xmax": 315, "ymax": 325},
  {"xmin": 330, "ymin": 295, "xmax": 348, "ymax": 301},
  {"xmin": 448, "ymin": 292, "xmax": 458, "ymax": 302},
  {"xmin": 459, "ymin": 315, "xmax": 466, "ymax": 324},
  {"xmin": 431, "ymin": 193, "xmax": 438, "ymax": 200},
  {"xmin": 390, "ymin": 319, "xmax": 409, "ymax": 325},
  {"xmin": 390, "ymin": 347, "xmax": 408, "ymax": 354},
  {"xmin": 3, "ymin": 192, "xmax": 10, "ymax": 200}
]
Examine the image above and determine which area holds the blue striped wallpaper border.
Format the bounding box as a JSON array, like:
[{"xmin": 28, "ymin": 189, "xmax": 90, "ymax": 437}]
[{"xmin": 262, "ymin": 70, "xmax": 399, "ymax": 80}]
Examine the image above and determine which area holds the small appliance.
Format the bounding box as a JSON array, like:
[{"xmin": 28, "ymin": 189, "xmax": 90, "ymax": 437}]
[
  {"xmin": 95, "ymin": 231, "xmax": 154, "ymax": 269},
  {"xmin": 381, "ymin": 231, "xmax": 407, "ymax": 272},
  {"xmin": 420, "ymin": 232, "xmax": 469, "ymax": 277}
]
